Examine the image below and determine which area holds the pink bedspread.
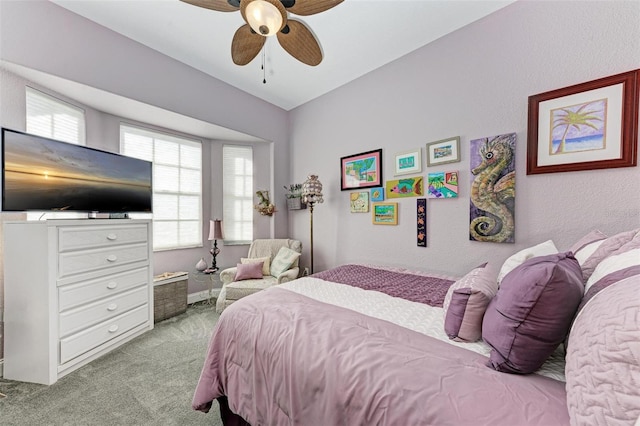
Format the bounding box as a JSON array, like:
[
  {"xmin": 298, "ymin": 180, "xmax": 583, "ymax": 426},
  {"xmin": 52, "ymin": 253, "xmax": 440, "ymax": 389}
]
[{"xmin": 193, "ymin": 287, "xmax": 569, "ymax": 425}]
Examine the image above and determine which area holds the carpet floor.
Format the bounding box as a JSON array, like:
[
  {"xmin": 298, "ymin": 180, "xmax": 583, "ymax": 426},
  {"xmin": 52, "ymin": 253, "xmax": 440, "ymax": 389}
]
[{"xmin": 0, "ymin": 302, "xmax": 222, "ymax": 426}]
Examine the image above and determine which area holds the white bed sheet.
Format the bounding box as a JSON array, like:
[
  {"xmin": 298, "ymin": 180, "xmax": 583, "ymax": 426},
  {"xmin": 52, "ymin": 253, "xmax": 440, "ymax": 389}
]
[{"xmin": 279, "ymin": 277, "xmax": 566, "ymax": 382}]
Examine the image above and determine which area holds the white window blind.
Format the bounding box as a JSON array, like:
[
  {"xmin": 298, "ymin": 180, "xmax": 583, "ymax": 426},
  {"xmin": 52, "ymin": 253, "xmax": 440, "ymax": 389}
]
[
  {"xmin": 223, "ymin": 145, "xmax": 253, "ymax": 244},
  {"xmin": 26, "ymin": 87, "xmax": 85, "ymax": 145},
  {"xmin": 121, "ymin": 124, "xmax": 202, "ymax": 251}
]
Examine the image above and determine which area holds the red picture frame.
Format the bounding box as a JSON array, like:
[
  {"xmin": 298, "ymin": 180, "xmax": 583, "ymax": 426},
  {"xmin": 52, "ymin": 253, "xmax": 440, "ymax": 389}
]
[{"xmin": 527, "ymin": 69, "xmax": 639, "ymax": 175}]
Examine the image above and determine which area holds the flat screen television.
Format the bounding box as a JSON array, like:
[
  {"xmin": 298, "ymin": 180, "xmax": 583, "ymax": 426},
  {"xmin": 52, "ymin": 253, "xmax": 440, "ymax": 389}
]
[{"xmin": 1, "ymin": 128, "xmax": 152, "ymax": 213}]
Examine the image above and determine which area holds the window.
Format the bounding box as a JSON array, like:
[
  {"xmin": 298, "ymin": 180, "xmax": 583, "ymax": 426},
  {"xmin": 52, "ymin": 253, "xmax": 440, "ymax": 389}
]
[
  {"xmin": 121, "ymin": 124, "xmax": 202, "ymax": 251},
  {"xmin": 222, "ymin": 145, "xmax": 253, "ymax": 244},
  {"xmin": 26, "ymin": 87, "xmax": 86, "ymax": 145}
]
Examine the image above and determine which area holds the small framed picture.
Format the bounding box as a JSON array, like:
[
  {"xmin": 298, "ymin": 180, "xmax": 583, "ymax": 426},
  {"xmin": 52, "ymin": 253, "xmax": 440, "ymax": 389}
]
[
  {"xmin": 350, "ymin": 191, "xmax": 369, "ymax": 213},
  {"xmin": 427, "ymin": 171, "xmax": 459, "ymax": 199},
  {"xmin": 370, "ymin": 186, "xmax": 385, "ymax": 202},
  {"xmin": 394, "ymin": 148, "xmax": 422, "ymax": 176},
  {"xmin": 426, "ymin": 136, "xmax": 461, "ymax": 166},
  {"xmin": 372, "ymin": 202, "xmax": 398, "ymax": 225}
]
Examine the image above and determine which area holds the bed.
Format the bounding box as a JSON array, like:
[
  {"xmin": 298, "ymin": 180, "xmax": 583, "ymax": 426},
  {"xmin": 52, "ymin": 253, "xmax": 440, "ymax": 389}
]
[{"xmin": 192, "ymin": 229, "xmax": 640, "ymax": 426}]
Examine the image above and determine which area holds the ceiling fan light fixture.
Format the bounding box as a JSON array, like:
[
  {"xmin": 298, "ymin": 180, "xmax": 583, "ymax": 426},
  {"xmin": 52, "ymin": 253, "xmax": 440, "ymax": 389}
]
[{"xmin": 245, "ymin": 0, "xmax": 284, "ymax": 36}]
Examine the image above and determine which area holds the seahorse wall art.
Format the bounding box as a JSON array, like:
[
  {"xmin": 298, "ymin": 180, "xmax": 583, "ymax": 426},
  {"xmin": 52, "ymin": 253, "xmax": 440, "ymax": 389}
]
[{"xmin": 469, "ymin": 133, "xmax": 516, "ymax": 243}]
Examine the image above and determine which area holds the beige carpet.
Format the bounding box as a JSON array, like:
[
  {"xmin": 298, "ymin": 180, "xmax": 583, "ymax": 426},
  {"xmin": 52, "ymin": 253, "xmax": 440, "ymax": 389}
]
[{"xmin": 0, "ymin": 302, "xmax": 222, "ymax": 425}]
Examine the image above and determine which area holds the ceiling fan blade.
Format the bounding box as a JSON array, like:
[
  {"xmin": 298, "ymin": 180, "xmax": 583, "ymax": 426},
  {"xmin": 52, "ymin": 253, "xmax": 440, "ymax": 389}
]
[
  {"xmin": 287, "ymin": 0, "xmax": 343, "ymax": 16},
  {"xmin": 277, "ymin": 19, "xmax": 322, "ymax": 66},
  {"xmin": 231, "ymin": 24, "xmax": 266, "ymax": 65},
  {"xmin": 179, "ymin": 0, "xmax": 239, "ymax": 12}
]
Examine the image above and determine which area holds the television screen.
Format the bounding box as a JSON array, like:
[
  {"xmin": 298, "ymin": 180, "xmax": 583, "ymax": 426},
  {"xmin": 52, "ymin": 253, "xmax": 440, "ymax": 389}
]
[{"xmin": 1, "ymin": 128, "xmax": 152, "ymax": 213}]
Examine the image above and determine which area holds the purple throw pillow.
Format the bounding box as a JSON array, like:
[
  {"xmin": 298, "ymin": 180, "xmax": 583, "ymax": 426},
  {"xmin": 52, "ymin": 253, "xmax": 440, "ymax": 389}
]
[
  {"xmin": 443, "ymin": 263, "xmax": 498, "ymax": 342},
  {"xmin": 234, "ymin": 261, "xmax": 264, "ymax": 281},
  {"xmin": 482, "ymin": 252, "xmax": 583, "ymax": 374}
]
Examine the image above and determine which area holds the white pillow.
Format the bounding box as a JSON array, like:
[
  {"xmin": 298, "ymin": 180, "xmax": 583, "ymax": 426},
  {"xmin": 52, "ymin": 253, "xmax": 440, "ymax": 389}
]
[
  {"xmin": 270, "ymin": 247, "xmax": 301, "ymax": 277},
  {"xmin": 497, "ymin": 240, "xmax": 558, "ymax": 284}
]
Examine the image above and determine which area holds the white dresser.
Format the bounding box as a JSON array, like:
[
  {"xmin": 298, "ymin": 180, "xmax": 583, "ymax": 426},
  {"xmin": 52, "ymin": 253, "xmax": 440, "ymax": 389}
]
[{"xmin": 3, "ymin": 219, "xmax": 154, "ymax": 385}]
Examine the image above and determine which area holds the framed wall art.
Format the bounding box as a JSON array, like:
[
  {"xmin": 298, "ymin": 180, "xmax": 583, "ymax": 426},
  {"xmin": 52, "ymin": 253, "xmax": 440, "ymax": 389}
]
[
  {"xmin": 527, "ymin": 69, "xmax": 639, "ymax": 174},
  {"xmin": 340, "ymin": 149, "xmax": 383, "ymax": 191},
  {"xmin": 394, "ymin": 148, "xmax": 422, "ymax": 176},
  {"xmin": 386, "ymin": 176, "xmax": 424, "ymax": 199},
  {"xmin": 417, "ymin": 198, "xmax": 427, "ymax": 247},
  {"xmin": 370, "ymin": 186, "xmax": 385, "ymax": 202},
  {"xmin": 469, "ymin": 133, "xmax": 516, "ymax": 243},
  {"xmin": 350, "ymin": 191, "xmax": 369, "ymax": 213},
  {"xmin": 426, "ymin": 136, "xmax": 461, "ymax": 166},
  {"xmin": 427, "ymin": 171, "xmax": 459, "ymax": 199},
  {"xmin": 372, "ymin": 202, "xmax": 398, "ymax": 225}
]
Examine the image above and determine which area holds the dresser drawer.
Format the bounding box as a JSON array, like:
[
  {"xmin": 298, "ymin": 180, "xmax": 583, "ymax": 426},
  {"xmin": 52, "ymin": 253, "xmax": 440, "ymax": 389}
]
[
  {"xmin": 58, "ymin": 267, "xmax": 149, "ymax": 310},
  {"xmin": 58, "ymin": 224, "xmax": 148, "ymax": 252},
  {"xmin": 58, "ymin": 243, "xmax": 148, "ymax": 279},
  {"xmin": 60, "ymin": 305, "xmax": 149, "ymax": 364},
  {"xmin": 59, "ymin": 286, "xmax": 148, "ymax": 337}
]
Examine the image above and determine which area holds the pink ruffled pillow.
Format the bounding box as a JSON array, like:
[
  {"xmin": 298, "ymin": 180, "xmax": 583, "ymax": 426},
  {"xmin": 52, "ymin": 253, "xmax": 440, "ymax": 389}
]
[{"xmin": 234, "ymin": 261, "xmax": 264, "ymax": 281}]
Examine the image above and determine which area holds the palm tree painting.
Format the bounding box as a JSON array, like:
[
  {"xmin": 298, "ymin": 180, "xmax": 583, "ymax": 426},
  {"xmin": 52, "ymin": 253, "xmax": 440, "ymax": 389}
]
[{"xmin": 550, "ymin": 99, "xmax": 606, "ymax": 155}]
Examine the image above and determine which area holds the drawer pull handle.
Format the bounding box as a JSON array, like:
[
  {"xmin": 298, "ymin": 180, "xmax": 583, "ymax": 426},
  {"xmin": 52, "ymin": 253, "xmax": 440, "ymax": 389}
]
[
  {"xmin": 107, "ymin": 233, "xmax": 118, "ymax": 241},
  {"xmin": 106, "ymin": 255, "xmax": 118, "ymax": 262},
  {"xmin": 107, "ymin": 303, "xmax": 118, "ymax": 311},
  {"xmin": 108, "ymin": 325, "xmax": 119, "ymax": 333},
  {"xmin": 107, "ymin": 282, "xmax": 118, "ymax": 290}
]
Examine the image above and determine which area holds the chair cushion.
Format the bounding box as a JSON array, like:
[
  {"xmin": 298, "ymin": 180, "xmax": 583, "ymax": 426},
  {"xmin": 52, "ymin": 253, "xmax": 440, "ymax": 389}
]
[
  {"xmin": 270, "ymin": 247, "xmax": 302, "ymax": 277},
  {"xmin": 241, "ymin": 256, "xmax": 271, "ymax": 276},
  {"xmin": 226, "ymin": 276, "xmax": 278, "ymax": 301},
  {"xmin": 248, "ymin": 239, "xmax": 302, "ymax": 269},
  {"xmin": 234, "ymin": 262, "xmax": 264, "ymax": 281}
]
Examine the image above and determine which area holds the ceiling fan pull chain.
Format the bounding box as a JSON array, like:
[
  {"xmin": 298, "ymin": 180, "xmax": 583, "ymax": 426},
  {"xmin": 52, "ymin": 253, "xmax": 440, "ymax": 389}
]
[{"xmin": 262, "ymin": 46, "xmax": 267, "ymax": 84}]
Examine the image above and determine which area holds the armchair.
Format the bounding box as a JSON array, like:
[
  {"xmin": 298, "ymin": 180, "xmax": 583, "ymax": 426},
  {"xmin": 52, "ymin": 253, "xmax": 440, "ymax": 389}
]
[{"xmin": 216, "ymin": 238, "xmax": 302, "ymax": 313}]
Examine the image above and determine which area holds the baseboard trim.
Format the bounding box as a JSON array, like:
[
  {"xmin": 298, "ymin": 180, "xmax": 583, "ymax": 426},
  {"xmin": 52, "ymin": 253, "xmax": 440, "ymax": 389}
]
[{"xmin": 187, "ymin": 289, "xmax": 220, "ymax": 305}]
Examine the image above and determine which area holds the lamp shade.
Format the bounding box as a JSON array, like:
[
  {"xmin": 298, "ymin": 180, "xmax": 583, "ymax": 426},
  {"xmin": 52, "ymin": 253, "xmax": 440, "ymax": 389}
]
[
  {"xmin": 244, "ymin": 0, "xmax": 285, "ymax": 36},
  {"xmin": 301, "ymin": 175, "xmax": 324, "ymax": 205},
  {"xmin": 208, "ymin": 219, "xmax": 224, "ymax": 241}
]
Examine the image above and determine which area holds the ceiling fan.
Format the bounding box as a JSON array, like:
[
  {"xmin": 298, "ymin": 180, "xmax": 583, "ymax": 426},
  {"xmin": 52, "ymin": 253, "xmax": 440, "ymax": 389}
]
[{"xmin": 180, "ymin": 0, "xmax": 343, "ymax": 66}]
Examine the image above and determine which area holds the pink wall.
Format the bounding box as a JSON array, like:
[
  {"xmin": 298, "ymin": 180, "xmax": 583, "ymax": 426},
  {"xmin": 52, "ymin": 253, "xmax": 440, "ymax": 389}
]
[{"xmin": 289, "ymin": 0, "xmax": 640, "ymax": 275}]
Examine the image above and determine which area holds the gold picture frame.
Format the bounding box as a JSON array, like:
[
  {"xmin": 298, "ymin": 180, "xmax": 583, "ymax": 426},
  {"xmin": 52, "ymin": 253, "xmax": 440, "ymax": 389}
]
[{"xmin": 372, "ymin": 202, "xmax": 398, "ymax": 225}]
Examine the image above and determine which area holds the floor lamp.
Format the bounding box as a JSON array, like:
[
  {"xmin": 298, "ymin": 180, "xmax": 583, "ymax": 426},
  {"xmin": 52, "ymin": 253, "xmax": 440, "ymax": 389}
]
[{"xmin": 301, "ymin": 175, "xmax": 324, "ymax": 274}]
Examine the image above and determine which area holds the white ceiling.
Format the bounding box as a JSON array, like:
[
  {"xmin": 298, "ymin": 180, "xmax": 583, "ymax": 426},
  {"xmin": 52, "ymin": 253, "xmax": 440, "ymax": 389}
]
[{"xmin": 50, "ymin": 0, "xmax": 515, "ymax": 111}]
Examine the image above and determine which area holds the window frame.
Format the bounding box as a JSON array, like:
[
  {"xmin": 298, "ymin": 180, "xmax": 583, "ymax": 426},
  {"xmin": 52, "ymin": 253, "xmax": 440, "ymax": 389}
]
[
  {"xmin": 120, "ymin": 123, "xmax": 203, "ymax": 252},
  {"xmin": 222, "ymin": 144, "xmax": 254, "ymax": 245},
  {"xmin": 25, "ymin": 86, "xmax": 86, "ymax": 145}
]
